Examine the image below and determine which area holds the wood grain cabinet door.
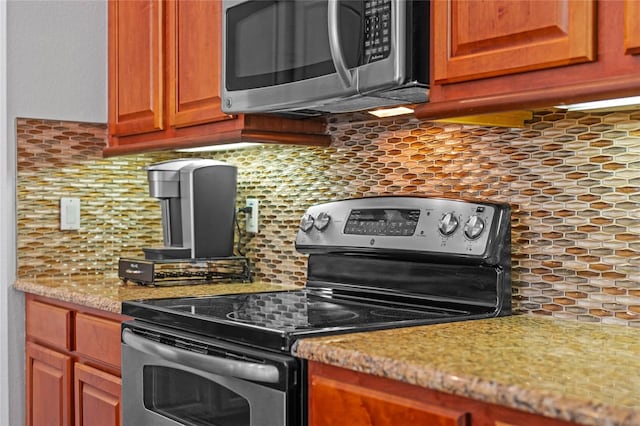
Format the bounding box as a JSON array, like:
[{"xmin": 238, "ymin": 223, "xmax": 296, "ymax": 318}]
[
  {"xmin": 26, "ymin": 342, "xmax": 73, "ymax": 426},
  {"xmin": 433, "ymin": 0, "xmax": 596, "ymax": 84},
  {"xmin": 74, "ymin": 363, "xmax": 122, "ymax": 426},
  {"xmin": 108, "ymin": 0, "xmax": 164, "ymax": 136},
  {"xmin": 309, "ymin": 374, "xmax": 469, "ymax": 426},
  {"xmin": 624, "ymin": 0, "xmax": 640, "ymax": 55},
  {"xmin": 168, "ymin": 0, "xmax": 233, "ymax": 127}
]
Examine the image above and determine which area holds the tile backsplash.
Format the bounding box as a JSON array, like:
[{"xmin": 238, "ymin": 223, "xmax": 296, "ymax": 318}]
[{"xmin": 16, "ymin": 110, "xmax": 640, "ymax": 326}]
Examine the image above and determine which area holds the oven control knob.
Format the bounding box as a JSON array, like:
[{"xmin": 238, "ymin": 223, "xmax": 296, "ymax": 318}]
[
  {"xmin": 438, "ymin": 212, "xmax": 459, "ymax": 236},
  {"xmin": 314, "ymin": 212, "xmax": 331, "ymax": 231},
  {"xmin": 299, "ymin": 213, "xmax": 315, "ymax": 232},
  {"xmin": 464, "ymin": 215, "xmax": 485, "ymax": 240}
]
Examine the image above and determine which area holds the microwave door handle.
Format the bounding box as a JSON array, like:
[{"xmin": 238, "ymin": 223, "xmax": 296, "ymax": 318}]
[
  {"xmin": 328, "ymin": 0, "xmax": 355, "ymax": 89},
  {"xmin": 122, "ymin": 329, "xmax": 280, "ymax": 384}
]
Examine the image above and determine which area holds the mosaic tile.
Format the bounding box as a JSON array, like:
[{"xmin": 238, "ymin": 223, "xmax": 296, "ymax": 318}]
[{"xmin": 15, "ymin": 110, "xmax": 640, "ymax": 325}]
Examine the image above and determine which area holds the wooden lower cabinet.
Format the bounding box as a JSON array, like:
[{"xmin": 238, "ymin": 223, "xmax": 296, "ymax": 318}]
[
  {"xmin": 25, "ymin": 295, "xmax": 127, "ymax": 426},
  {"xmin": 308, "ymin": 362, "xmax": 580, "ymax": 426},
  {"xmin": 26, "ymin": 342, "xmax": 73, "ymax": 426},
  {"xmin": 310, "ymin": 372, "xmax": 469, "ymax": 426},
  {"xmin": 74, "ymin": 364, "xmax": 122, "ymax": 426}
]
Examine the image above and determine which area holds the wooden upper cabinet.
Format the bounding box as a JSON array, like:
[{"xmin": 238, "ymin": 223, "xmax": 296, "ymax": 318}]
[
  {"xmin": 105, "ymin": 0, "xmax": 329, "ymax": 157},
  {"xmin": 624, "ymin": 0, "xmax": 640, "ymax": 55},
  {"xmin": 419, "ymin": 0, "xmax": 640, "ymax": 120},
  {"xmin": 433, "ymin": 0, "xmax": 596, "ymax": 84},
  {"xmin": 108, "ymin": 0, "xmax": 164, "ymax": 136},
  {"xmin": 167, "ymin": 0, "xmax": 232, "ymax": 127}
]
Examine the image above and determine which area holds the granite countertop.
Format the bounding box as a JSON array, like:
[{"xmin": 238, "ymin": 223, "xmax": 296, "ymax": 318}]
[
  {"xmin": 15, "ymin": 276, "xmax": 640, "ymax": 425},
  {"xmin": 295, "ymin": 315, "xmax": 640, "ymax": 426},
  {"xmin": 14, "ymin": 275, "xmax": 300, "ymax": 313}
]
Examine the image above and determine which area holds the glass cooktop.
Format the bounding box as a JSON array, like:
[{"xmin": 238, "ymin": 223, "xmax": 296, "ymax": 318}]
[{"xmin": 122, "ymin": 289, "xmax": 474, "ymax": 351}]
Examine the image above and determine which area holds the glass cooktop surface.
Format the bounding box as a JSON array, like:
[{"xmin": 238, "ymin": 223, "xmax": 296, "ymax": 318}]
[{"xmin": 154, "ymin": 290, "xmax": 464, "ymax": 331}]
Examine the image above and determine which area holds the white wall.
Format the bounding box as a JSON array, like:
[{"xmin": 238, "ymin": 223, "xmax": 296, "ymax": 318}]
[
  {"xmin": 6, "ymin": 1, "xmax": 107, "ymax": 424},
  {"xmin": 1, "ymin": 1, "xmax": 10, "ymax": 425},
  {"xmin": 8, "ymin": 0, "xmax": 107, "ymax": 122}
]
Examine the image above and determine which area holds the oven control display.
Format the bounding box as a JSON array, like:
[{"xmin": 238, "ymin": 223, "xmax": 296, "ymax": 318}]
[{"xmin": 344, "ymin": 209, "xmax": 420, "ymax": 236}]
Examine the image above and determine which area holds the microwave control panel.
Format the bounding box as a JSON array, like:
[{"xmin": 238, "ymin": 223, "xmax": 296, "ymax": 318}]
[{"xmin": 364, "ymin": 0, "xmax": 391, "ymax": 62}]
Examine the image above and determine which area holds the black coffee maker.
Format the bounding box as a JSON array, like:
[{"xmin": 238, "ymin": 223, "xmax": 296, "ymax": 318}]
[{"xmin": 144, "ymin": 159, "xmax": 237, "ymax": 260}]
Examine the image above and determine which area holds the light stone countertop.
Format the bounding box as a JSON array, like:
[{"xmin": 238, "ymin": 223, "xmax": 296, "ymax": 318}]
[
  {"xmin": 15, "ymin": 276, "xmax": 640, "ymax": 425},
  {"xmin": 294, "ymin": 315, "xmax": 640, "ymax": 426},
  {"xmin": 14, "ymin": 274, "xmax": 300, "ymax": 313}
]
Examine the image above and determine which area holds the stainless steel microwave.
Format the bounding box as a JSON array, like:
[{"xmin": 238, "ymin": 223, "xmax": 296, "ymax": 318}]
[{"xmin": 222, "ymin": 0, "xmax": 430, "ymax": 116}]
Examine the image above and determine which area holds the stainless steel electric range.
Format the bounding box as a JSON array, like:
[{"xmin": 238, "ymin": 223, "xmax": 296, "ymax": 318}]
[{"xmin": 121, "ymin": 196, "xmax": 511, "ymax": 426}]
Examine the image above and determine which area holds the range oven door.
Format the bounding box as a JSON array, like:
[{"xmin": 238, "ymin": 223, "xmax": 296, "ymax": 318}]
[{"xmin": 121, "ymin": 321, "xmax": 299, "ymax": 426}]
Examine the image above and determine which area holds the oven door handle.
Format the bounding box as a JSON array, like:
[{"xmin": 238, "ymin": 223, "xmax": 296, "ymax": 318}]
[{"xmin": 122, "ymin": 329, "xmax": 280, "ymax": 384}]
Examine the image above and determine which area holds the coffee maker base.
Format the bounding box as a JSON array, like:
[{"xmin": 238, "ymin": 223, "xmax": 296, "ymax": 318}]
[
  {"xmin": 143, "ymin": 247, "xmax": 192, "ymax": 260},
  {"xmin": 118, "ymin": 256, "xmax": 253, "ymax": 286}
]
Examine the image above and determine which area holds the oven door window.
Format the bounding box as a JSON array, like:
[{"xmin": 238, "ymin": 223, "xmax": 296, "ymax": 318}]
[
  {"xmin": 225, "ymin": 0, "xmax": 364, "ymax": 90},
  {"xmin": 143, "ymin": 366, "xmax": 250, "ymax": 426}
]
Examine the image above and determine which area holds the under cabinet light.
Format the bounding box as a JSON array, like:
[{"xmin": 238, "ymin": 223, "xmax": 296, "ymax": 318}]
[
  {"xmin": 368, "ymin": 106, "xmax": 414, "ymax": 118},
  {"xmin": 176, "ymin": 142, "xmax": 260, "ymax": 153},
  {"xmin": 555, "ymin": 96, "xmax": 640, "ymax": 111}
]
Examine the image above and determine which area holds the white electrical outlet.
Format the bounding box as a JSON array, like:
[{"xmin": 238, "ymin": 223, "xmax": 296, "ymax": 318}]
[
  {"xmin": 246, "ymin": 198, "xmax": 259, "ymax": 233},
  {"xmin": 60, "ymin": 197, "xmax": 81, "ymax": 230}
]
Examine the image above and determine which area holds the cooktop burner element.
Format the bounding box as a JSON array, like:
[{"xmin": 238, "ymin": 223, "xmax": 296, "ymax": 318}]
[
  {"xmin": 223, "ymin": 292, "xmax": 362, "ymax": 329},
  {"xmin": 123, "ymin": 196, "xmax": 511, "ymax": 352}
]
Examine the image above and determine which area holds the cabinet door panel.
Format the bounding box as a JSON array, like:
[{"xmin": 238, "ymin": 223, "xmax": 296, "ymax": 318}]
[
  {"xmin": 168, "ymin": 0, "xmax": 232, "ymax": 127},
  {"xmin": 433, "ymin": 0, "xmax": 596, "ymax": 83},
  {"xmin": 26, "ymin": 342, "xmax": 73, "ymax": 426},
  {"xmin": 310, "ymin": 374, "xmax": 469, "ymax": 426},
  {"xmin": 624, "ymin": 0, "xmax": 640, "ymax": 55},
  {"xmin": 108, "ymin": 0, "xmax": 164, "ymax": 136},
  {"xmin": 74, "ymin": 363, "xmax": 122, "ymax": 426}
]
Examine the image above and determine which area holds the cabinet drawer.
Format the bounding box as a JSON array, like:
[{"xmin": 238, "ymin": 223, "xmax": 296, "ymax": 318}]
[
  {"xmin": 75, "ymin": 313, "xmax": 122, "ymax": 369},
  {"xmin": 310, "ymin": 374, "xmax": 469, "ymax": 426},
  {"xmin": 26, "ymin": 300, "xmax": 72, "ymax": 350}
]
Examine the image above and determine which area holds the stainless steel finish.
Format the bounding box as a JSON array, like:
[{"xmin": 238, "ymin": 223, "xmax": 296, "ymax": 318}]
[
  {"xmin": 328, "ymin": 0, "xmax": 354, "ymax": 89},
  {"xmin": 299, "ymin": 213, "xmax": 315, "ymax": 232},
  {"xmin": 122, "ymin": 329, "xmax": 280, "ymax": 383},
  {"xmin": 122, "ymin": 330, "xmax": 287, "ymax": 426},
  {"xmin": 438, "ymin": 212, "xmax": 459, "ymax": 236},
  {"xmin": 221, "ymin": 0, "xmax": 425, "ymax": 114},
  {"xmin": 144, "ymin": 159, "xmax": 237, "ymax": 260},
  {"xmin": 313, "ymin": 212, "xmax": 331, "ymax": 230},
  {"xmin": 296, "ymin": 197, "xmax": 502, "ymax": 257},
  {"xmin": 148, "ymin": 171, "xmax": 180, "ymax": 198},
  {"xmin": 160, "ymin": 199, "xmax": 172, "ymax": 247},
  {"xmin": 357, "ymin": 0, "xmax": 406, "ymax": 95},
  {"xmin": 464, "ymin": 215, "xmax": 485, "ymax": 240}
]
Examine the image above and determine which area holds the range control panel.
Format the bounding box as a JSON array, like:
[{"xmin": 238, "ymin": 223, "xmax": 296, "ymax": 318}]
[{"xmin": 295, "ymin": 196, "xmax": 510, "ymax": 258}]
